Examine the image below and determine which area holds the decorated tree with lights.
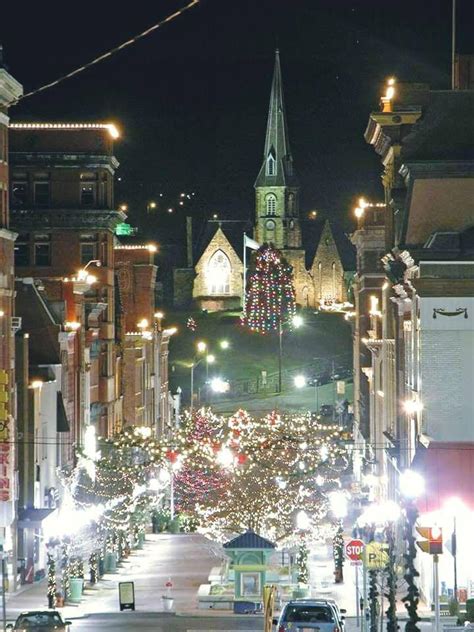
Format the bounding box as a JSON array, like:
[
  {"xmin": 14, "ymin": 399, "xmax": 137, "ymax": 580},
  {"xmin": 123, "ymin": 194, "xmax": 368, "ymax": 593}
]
[
  {"xmin": 333, "ymin": 521, "xmax": 345, "ymax": 582},
  {"xmin": 296, "ymin": 543, "xmax": 309, "ymax": 584},
  {"xmin": 47, "ymin": 553, "xmax": 56, "ymax": 608},
  {"xmin": 185, "ymin": 411, "xmax": 349, "ymax": 543},
  {"xmin": 244, "ymin": 245, "xmax": 296, "ymax": 333},
  {"xmin": 173, "ymin": 408, "xmax": 228, "ymax": 514}
]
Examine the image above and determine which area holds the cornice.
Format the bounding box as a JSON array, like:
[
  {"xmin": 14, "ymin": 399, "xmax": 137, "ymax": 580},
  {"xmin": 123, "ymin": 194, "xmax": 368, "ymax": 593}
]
[{"xmin": 11, "ymin": 208, "xmax": 126, "ymax": 231}]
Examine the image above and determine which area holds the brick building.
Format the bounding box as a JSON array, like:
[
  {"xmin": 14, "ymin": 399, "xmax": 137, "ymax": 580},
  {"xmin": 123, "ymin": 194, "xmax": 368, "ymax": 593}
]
[
  {"xmin": 115, "ymin": 243, "xmax": 175, "ymax": 433},
  {"xmin": 9, "ymin": 122, "xmax": 126, "ymax": 439},
  {"xmin": 0, "ymin": 53, "xmax": 22, "ymax": 590}
]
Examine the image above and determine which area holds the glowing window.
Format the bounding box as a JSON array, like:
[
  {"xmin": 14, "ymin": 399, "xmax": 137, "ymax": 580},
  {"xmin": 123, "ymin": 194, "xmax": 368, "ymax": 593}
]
[
  {"xmin": 207, "ymin": 250, "xmax": 231, "ymax": 295},
  {"xmin": 266, "ymin": 194, "xmax": 276, "ymax": 216},
  {"xmin": 266, "ymin": 154, "xmax": 276, "ymax": 176}
]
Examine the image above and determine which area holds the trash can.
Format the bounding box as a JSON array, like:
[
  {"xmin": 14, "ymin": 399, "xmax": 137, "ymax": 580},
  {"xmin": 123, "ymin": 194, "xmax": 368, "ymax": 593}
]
[
  {"xmin": 69, "ymin": 578, "xmax": 83, "ymax": 603},
  {"xmin": 104, "ymin": 551, "xmax": 117, "ymax": 573},
  {"xmin": 162, "ymin": 596, "xmax": 174, "ymax": 611}
]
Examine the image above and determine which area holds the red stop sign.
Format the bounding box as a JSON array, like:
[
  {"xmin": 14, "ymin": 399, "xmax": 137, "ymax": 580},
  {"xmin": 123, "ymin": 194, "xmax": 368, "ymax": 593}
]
[{"xmin": 345, "ymin": 539, "xmax": 364, "ymax": 561}]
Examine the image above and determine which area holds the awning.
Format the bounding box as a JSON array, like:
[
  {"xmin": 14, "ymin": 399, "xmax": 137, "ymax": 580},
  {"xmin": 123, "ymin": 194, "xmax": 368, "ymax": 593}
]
[
  {"xmin": 18, "ymin": 507, "xmax": 57, "ymax": 529},
  {"xmin": 56, "ymin": 392, "xmax": 70, "ymax": 432},
  {"xmin": 412, "ymin": 442, "xmax": 474, "ymax": 513}
]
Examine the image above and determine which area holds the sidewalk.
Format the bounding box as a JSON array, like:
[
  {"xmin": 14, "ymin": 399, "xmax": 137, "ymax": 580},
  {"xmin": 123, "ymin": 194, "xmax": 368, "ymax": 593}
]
[
  {"xmin": 308, "ymin": 539, "xmax": 432, "ymax": 621},
  {"xmin": 6, "ymin": 533, "xmax": 219, "ymax": 621}
]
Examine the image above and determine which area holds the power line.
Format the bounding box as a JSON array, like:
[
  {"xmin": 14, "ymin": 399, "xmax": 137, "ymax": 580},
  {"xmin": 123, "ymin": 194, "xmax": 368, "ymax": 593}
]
[{"xmin": 8, "ymin": 0, "xmax": 200, "ymax": 107}]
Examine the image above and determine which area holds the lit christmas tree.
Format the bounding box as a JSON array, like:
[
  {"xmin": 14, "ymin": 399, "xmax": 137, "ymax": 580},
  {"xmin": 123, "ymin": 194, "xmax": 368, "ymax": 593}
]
[
  {"xmin": 244, "ymin": 245, "xmax": 296, "ymax": 333},
  {"xmin": 296, "ymin": 543, "xmax": 309, "ymax": 584},
  {"xmin": 333, "ymin": 521, "xmax": 345, "ymax": 582},
  {"xmin": 47, "ymin": 553, "xmax": 56, "ymax": 608}
]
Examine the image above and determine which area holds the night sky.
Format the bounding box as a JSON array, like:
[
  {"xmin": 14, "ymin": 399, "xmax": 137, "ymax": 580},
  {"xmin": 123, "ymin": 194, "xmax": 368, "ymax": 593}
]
[{"xmin": 2, "ymin": 0, "xmax": 473, "ymax": 243}]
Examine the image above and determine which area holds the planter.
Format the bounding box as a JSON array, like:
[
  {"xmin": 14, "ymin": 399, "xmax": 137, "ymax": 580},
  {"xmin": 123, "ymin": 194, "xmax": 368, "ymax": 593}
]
[
  {"xmin": 162, "ymin": 596, "xmax": 174, "ymax": 612},
  {"xmin": 68, "ymin": 578, "xmax": 83, "ymax": 603},
  {"xmin": 104, "ymin": 552, "xmax": 117, "ymax": 573}
]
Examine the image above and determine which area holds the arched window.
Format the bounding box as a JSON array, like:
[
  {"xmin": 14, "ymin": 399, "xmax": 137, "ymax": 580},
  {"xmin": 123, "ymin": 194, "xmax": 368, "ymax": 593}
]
[
  {"xmin": 206, "ymin": 250, "xmax": 231, "ymax": 295},
  {"xmin": 266, "ymin": 194, "xmax": 276, "ymax": 216},
  {"xmin": 266, "ymin": 154, "xmax": 276, "ymax": 176}
]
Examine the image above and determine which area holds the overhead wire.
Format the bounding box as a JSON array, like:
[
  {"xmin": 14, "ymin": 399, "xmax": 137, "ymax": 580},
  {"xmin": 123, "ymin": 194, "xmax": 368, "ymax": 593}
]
[{"xmin": 8, "ymin": 0, "xmax": 200, "ymax": 107}]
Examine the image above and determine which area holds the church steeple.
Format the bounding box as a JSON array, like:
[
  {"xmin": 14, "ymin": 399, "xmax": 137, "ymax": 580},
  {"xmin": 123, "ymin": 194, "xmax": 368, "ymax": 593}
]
[
  {"xmin": 254, "ymin": 50, "xmax": 300, "ymax": 249},
  {"xmin": 255, "ymin": 49, "xmax": 297, "ymax": 188}
]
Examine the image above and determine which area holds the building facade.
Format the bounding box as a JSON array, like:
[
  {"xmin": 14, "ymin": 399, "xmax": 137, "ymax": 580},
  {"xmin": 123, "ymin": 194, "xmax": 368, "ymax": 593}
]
[
  {"xmin": 357, "ymin": 79, "xmax": 474, "ymax": 603},
  {"xmin": 0, "ymin": 57, "xmax": 22, "ymax": 590}
]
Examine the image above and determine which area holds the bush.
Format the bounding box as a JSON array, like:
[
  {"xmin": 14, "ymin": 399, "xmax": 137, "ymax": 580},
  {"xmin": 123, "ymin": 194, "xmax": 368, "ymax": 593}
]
[{"xmin": 168, "ymin": 517, "xmax": 181, "ymax": 534}]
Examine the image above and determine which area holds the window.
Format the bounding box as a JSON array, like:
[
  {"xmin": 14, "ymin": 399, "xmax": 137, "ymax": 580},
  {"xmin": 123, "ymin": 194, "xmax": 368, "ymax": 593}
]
[
  {"xmin": 266, "ymin": 154, "xmax": 276, "ymax": 176},
  {"xmin": 81, "ymin": 242, "xmax": 97, "ymax": 264},
  {"xmin": 34, "ymin": 182, "xmax": 50, "ymax": 207},
  {"xmin": 11, "ymin": 182, "xmax": 28, "ymax": 207},
  {"xmin": 34, "ymin": 243, "xmax": 51, "ymax": 266},
  {"xmin": 288, "ymin": 192, "xmax": 295, "ymax": 214},
  {"xmin": 240, "ymin": 572, "xmax": 261, "ymax": 597},
  {"xmin": 266, "ymin": 194, "xmax": 276, "ymax": 216},
  {"xmin": 81, "ymin": 183, "xmax": 96, "ymax": 206},
  {"xmin": 14, "ymin": 243, "xmax": 30, "ymax": 266},
  {"xmin": 206, "ymin": 250, "xmax": 231, "ymax": 295}
]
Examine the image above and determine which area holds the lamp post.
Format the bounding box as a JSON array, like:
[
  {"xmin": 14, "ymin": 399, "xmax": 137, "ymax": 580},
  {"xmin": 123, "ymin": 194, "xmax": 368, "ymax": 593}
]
[
  {"xmin": 399, "ymin": 469, "xmax": 424, "ymax": 632},
  {"xmin": 444, "ymin": 497, "xmax": 464, "ymax": 606},
  {"xmin": 278, "ymin": 314, "xmax": 303, "ymax": 393},
  {"xmin": 190, "ymin": 342, "xmax": 207, "ymax": 414}
]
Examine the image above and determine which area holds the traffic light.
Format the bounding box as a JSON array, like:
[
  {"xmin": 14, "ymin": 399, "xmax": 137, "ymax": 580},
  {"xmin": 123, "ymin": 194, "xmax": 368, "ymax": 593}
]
[{"xmin": 416, "ymin": 525, "xmax": 443, "ymax": 555}]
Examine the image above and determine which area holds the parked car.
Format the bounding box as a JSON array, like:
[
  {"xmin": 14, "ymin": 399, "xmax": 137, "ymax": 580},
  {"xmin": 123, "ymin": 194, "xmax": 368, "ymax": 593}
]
[
  {"xmin": 308, "ymin": 371, "xmax": 331, "ymax": 386},
  {"xmin": 274, "ymin": 599, "xmax": 344, "ymax": 632},
  {"xmin": 319, "ymin": 404, "xmax": 334, "ymax": 417},
  {"xmin": 331, "ymin": 367, "xmax": 353, "ymax": 381},
  {"xmin": 7, "ymin": 611, "xmax": 72, "ymax": 631}
]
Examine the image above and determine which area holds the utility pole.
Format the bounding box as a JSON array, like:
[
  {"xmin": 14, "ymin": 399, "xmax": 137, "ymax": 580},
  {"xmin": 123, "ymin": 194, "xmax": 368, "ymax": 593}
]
[{"xmin": 452, "ymin": 0, "xmax": 456, "ymax": 90}]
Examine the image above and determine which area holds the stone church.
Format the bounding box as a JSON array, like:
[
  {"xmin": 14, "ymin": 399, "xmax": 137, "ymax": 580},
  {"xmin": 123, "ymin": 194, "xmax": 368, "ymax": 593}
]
[{"xmin": 176, "ymin": 50, "xmax": 355, "ymax": 311}]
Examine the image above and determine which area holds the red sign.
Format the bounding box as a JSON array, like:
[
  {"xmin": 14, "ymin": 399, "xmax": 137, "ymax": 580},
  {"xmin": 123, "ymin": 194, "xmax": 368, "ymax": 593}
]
[{"xmin": 345, "ymin": 539, "xmax": 364, "ymax": 562}]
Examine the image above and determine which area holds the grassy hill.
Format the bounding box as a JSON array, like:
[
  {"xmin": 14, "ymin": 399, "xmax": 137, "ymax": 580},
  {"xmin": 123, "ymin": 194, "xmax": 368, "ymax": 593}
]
[{"xmin": 166, "ymin": 308, "xmax": 352, "ymax": 402}]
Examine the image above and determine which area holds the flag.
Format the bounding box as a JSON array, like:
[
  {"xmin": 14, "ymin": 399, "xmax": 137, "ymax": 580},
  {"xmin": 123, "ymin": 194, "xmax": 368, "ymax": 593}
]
[{"xmin": 244, "ymin": 234, "xmax": 260, "ymax": 251}]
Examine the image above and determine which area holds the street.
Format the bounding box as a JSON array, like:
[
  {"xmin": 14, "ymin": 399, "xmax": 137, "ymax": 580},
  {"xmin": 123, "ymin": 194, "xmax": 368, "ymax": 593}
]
[{"xmin": 70, "ymin": 613, "xmax": 264, "ymax": 631}]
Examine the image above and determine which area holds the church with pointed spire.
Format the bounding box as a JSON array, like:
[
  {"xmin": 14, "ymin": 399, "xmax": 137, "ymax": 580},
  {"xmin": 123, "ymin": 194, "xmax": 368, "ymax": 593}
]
[{"xmin": 181, "ymin": 50, "xmax": 355, "ymax": 311}]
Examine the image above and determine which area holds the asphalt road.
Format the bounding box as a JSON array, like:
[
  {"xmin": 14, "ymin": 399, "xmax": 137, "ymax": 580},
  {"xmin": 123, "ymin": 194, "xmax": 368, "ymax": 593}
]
[{"xmin": 71, "ymin": 612, "xmax": 264, "ymax": 631}]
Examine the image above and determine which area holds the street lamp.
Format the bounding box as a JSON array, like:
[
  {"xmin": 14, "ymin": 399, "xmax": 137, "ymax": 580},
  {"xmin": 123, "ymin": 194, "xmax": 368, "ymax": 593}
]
[
  {"xmin": 190, "ymin": 343, "xmax": 208, "ymax": 414},
  {"xmin": 147, "ymin": 201, "xmax": 157, "ymax": 213},
  {"xmin": 293, "ymin": 374, "xmax": 306, "ymax": 389},
  {"xmin": 293, "ymin": 373, "xmax": 320, "ymax": 414},
  {"xmin": 400, "ymin": 469, "xmax": 424, "ymax": 632},
  {"xmin": 219, "ymin": 339, "xmax": 230, "ymax": 350},
  {"xmin": 444, "ymin": 497, "xmax": 464, "ymax": 605}
]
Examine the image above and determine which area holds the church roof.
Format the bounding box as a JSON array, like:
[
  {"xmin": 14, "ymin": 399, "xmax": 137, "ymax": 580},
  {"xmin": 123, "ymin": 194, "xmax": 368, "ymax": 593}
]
[
  {"xmin": 254, "ymin": 50, "xmax": 298, "ymax": 189},
  {"xmin": 193, "ymin": 220, "xmax": 252, "ymax": 264},
  {"xmin": 303, "ymin": 219, "xmax": 356, "ymax": 271}
]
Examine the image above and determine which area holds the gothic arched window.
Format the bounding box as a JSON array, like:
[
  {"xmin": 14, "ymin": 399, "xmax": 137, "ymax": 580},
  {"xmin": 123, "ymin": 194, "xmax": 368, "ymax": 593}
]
[
  {"xmin": 266, "ymin": 194, "xmax": 276, "ymax": 216},
  {"xmin": 207, "ymin": 250, "xmax": 231, "ymax": 295},
  {"xmin": 266, "ymin": 154, "xmax": 276, "ymax": 176}
]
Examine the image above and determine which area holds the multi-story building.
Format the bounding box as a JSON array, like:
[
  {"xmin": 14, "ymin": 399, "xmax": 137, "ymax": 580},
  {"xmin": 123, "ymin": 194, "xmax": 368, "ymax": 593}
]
[
  {"xmin": 360, "ymin": 79, "xmax": 474, "ymax": 602},
  {"xmin": 115, "ymin": 243, "xmax": 175, "ymax": 433},
  {"xmin": 0, "ymin": 54, "xmax": 22, "ymax": 590},
  {"xmin": 350, "ymin": 202, "xmax": 386, "ymax": 485},
  {"xmin": 9, "ymin": 122, "xmax": 125, "ymax": 440}
]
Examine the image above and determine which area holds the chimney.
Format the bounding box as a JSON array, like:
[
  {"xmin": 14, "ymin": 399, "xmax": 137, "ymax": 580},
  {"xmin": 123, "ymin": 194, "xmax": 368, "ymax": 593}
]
[{"xmin": 186, "ymin": 216, "xmax": 193, "ymax": 268}]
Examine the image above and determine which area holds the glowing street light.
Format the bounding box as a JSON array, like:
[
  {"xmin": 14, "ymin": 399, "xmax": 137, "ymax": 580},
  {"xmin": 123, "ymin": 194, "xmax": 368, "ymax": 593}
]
[
  {"xmin": 196, "ymin": 341, "xmax": 207, "ymax": 353},
  {"xmin": 219, "ymin": 340, "xmax": 230, "ymax": 350},
  {"xmin": 296, "ymin": 510, "xmax": 311, "ymax": 531},
  {"xmin": 400, "ymin": 469, "xmax": 425, "ymax": 499},
  {"xmin": 292, "ymin": 314, "xmax": 304, "ymax": 329},
  {"xmin": 210, "ymin": 377, "xmax": 230, "ymax": 393},
  {"xmin": 294, "ymin": 374, "xmax": 307, "ymax": 389},
  {"xmin": 404, "ymin": 399, "xmax": 423, "ymax": 415}
]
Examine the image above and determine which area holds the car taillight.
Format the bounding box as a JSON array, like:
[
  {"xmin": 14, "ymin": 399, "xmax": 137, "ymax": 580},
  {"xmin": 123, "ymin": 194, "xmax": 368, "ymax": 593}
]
[{"xmin": 333, "ymin": 627, "xmax": 341, "ymax": 632}]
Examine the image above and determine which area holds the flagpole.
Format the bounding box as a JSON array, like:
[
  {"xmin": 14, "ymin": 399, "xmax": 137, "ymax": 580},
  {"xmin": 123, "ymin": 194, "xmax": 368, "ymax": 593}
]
[{"xmin": 242, "ymin": 233, "xmax": 247, "ymax": 310}]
